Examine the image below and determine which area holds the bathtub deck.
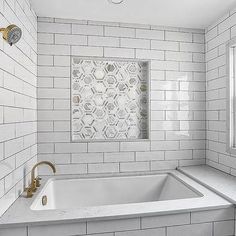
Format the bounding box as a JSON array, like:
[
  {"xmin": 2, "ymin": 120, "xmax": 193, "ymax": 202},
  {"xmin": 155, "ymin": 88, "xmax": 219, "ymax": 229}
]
[
  {"xmin": 0, "ymin": 169, "xmax": 232, "ymax": 228},
  {"xmin": 179, "ymin": 165, "xmax": 236, "ymax": 204}
]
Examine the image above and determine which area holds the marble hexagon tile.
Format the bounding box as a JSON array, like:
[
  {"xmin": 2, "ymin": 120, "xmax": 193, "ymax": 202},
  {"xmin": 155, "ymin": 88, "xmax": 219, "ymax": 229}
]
[{"xmin": 71, "ymin": 57, "xmax": 149, "ymax": 141}]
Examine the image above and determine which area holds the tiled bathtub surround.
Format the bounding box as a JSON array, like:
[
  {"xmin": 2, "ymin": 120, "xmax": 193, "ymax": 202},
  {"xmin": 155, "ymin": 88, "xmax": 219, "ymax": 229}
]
[
  {"xmin": 0, "ymin": 0, "xmax": 37, "ymax": 216},
  {"xmin": 206, "ymin": 8, "xmax": 236, "ymax": 174},
  {"xmin": 38, "ymin": 17, "xmax": 206, "ymax": 176},
  {"xmin": 0, "ymin": 208, "xmax": 235, "ymax": 236}
]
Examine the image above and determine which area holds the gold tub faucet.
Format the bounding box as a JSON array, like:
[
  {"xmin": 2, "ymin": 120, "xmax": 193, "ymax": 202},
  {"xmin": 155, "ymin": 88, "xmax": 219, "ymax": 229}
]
[{"xmin": 25, "ymin": 161, "xmax": 56, "ymax": 198}]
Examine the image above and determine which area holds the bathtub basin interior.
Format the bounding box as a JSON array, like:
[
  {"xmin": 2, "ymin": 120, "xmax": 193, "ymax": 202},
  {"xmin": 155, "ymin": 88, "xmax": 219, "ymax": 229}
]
[{"xmin": 31, "ymin": 173, "xmax": 202, "ymax": 211}]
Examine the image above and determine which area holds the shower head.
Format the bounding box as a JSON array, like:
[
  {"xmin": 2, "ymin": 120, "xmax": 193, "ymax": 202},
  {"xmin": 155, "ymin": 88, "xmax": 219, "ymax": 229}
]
[{"xmin": 0, "ymin": 25, "xmax": 22, "ymax": 46}]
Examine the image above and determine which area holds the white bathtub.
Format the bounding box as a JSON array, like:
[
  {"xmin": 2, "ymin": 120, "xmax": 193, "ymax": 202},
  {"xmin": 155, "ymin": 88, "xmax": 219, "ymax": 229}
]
[
  {"xmin": 31, "ymin": 173, "xmax": 202, "ymax": 211},
  {"xmin": 0, "ymin": 170, "xmax": 231, "ymax": 226}
]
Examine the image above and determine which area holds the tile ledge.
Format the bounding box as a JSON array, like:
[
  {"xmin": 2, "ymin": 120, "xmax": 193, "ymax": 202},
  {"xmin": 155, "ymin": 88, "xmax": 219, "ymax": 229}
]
[{"xmin": 179, "ymin": 165, "xmax": 236, "ymax": 204}]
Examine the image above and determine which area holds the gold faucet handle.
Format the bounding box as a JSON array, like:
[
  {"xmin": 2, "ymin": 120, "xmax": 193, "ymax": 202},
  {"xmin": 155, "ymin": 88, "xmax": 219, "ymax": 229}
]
[
  {"xmin": 24, "ymin": 187, "xmax": 33, "ymax": 198},
  {"xmin": 35, "ymin": 177, "xmax": 42, "ymax": 187}
]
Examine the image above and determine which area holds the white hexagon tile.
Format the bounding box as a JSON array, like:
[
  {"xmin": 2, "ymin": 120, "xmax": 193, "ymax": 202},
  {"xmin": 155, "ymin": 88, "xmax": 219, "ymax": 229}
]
[{"xmin": 71, "ymin": 57, "xmax": 149, "ymax": 141}]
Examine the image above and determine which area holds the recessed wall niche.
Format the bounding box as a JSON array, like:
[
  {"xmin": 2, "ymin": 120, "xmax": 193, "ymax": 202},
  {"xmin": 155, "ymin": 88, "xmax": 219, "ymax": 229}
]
[{"xmin": 71, "ymin": 57, "xmax": 149, "ymax": 141}]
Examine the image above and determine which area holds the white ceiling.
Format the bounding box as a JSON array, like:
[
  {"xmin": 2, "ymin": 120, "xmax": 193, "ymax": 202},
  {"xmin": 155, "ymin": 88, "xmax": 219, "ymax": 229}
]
[{"xmin": 31, "ymin": 0, "xmax": 236, "ymax": 29}]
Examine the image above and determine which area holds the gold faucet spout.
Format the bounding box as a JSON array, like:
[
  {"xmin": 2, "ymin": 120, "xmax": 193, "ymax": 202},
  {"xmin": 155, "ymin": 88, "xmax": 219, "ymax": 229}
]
[{"xmin": 25, "ymin": 161, "xmax": 56, "ymax": 197}]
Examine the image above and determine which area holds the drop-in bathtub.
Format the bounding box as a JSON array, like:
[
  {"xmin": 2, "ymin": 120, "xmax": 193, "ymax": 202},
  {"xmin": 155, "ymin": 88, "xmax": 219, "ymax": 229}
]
[
  {"xmin": 0, "ymin": 170, "xmax": 232, "ymax": 227},
  {"xmin": 31, "ymin": 173, "xmax": 202, "ymax": 211}
]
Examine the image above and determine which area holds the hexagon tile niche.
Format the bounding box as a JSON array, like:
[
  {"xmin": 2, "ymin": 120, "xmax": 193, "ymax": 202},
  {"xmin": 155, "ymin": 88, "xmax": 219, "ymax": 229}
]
[{"xmin": 71, "ymin": 57, "xmax": 149, "ymax": 141}]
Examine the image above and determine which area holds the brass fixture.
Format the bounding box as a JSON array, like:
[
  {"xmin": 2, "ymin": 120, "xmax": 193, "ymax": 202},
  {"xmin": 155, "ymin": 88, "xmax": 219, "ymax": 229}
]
[
  {"xmin": 42, "ymin": 195, "xmax": 48, "ymax": 206},
  {"xmin": 0, "ymin": 25, "xmax": 22, "ymax": 46},
  {"xmin": 25, "ymin": 161, "xmax": 56, "ymax": 198}
]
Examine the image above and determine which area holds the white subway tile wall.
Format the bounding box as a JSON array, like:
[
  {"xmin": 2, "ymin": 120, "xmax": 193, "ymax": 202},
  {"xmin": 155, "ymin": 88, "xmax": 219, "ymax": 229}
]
[
  {"xmin": 206, "ymin": 10, "xmax": 236, "ymax": 174},
  {"xmin": 37, "ymin": 17, "xmax": 206, "ymax": 176},
  {"xmin": 0, "ymin": 0, "xmax": 37, "ymax": 216}
]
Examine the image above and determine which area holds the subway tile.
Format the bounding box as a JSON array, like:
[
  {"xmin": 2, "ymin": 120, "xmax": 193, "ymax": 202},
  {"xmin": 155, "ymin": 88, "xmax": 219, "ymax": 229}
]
[
  {"xmin": 38, "ymin": 154, "xmax": 70, "ymax": 164},
  {"xmin": 38, "ymin": 110, "xmax": 70, "ymax": 120},
  {"xmin": 38, "ymin": 144, "xmax": 54, "ymax": 154},
  {"xmin": 166, "ymin": 31, "xmax": 192, "ymax": 42},
  {"xmin": 38, "ymin": 66, "xmax": 70, "ymax": 77},
  {"xmin": 151, "ymin": 40, "xmax": 179, "ymax": 51},
  {"xmin": 38, "ymin": 55, "xmax": 53, "ymax": 66},
  {"xmin": 151, "ymin": 141, "xmax": 179, "ymax": 151},
  {"xmin": 191, "ymin": 208, "xmax": 235, "ymax": 224},
  {"xmin": 38, "ymin": 22, "xmax": 71, "ymax": 33},
  {"xmin": 166, "ymin": 91, "xmax": 193, "ymax": 101},
  {"xmin": 104, "ymin": 47, "xmax": 135, "ymax": 58},
  {"xmin": 104, "ymin": 152, "xmax": 135, "ymax": 162},
  {"xmin": 166, "ymin": 150, "xmax": 193, "ymax": 160},
  {"xmin": 0, "ymin": 227, "xmax": 27, "ymax": 236},
  {"xmin": 180, "ymin": 140, "xmax": 205, "ymax": 149},
  {"xmin": 28, "ymin": 222, "xmax": 86, "ymax": 236},
  {"xmin": 150, "ymin": 131, "xmax": 165, "ymax": 140},
  {"xmin": 120, "ymin": 141, "xmax": 150, "ymax": 151},
  {"xmin": 88, "ymin": 163, "xmax": 119, "ymax": 173},
  {"xmin": 71, "ymin": 45, "xmax": 103, "ymax": 57},
  {"xmin": 88, "ymin": 142, "xmax": 119, "ymax": 152},
  {"xmin": 50, "ymin": 164, "xmax": 87, "ymax": 175},
  {"xmin": 55, "ymin": 143, "xmax": 87, "ymax": 153},
  {"xmin": 38, "ymin": 88, "xmax": 70, "ymax": 99},
  {"xmin": 136, "ymin": 49, "xmax": 164, "ymax": 60},
  {"xmin": 152, "ymin": 121, "xmax": 180, "ymax": 130},
  {"xmin": 88, "ymin": 36, "xmax": 119, "ymax": 47},
  {"xmin": 38, "ymin": 132, "xmax": 70, "ymax": 143},
  {"xmin": 166, "ymin": 71, "xmax": 193, "ymax": 81},
  {"xmin": 180, "ymin": 42, "xmax": 205, "ymax": 52},
  {"xmin": 72, "ymin": 24, "xmax": 103, "ymax": 35},
  {"xmin": 54, "ymin": 121, "xmax": 70, "ymax": 131},
  {"xmin": 142, "ymin": 213, "xmax": 190, "ymax": 229},
  {"xmin": 214, "ymin": 220, "xmax": 235, "ymax": 236},
  {"xmin": 151, "ymin": 101, "xmax": 179, "ymax": 110},
  {"xmin": 55, "ymin": 34, "xmax": 87, "ymax": 45},
  {"xmin": 53, "ymin": 99, "xmax": 70, "ymax": 109},
  {"xmin": 87, "ymin": 218, "xmax": 140, "ymax": 234},
  {"xmin": 38, "ymin": 33, "xmax": 54, "ymax": 44},
  {"xmin": 166, "ymin": 111, "xmax": 193, "ymax": 120},
  {"xmin": 166, "ymin": 51, "xmax": 192, "ymax": 62},
  {"xmin": 136, "ymin": 151, "xmax": 164, "ymax": 161},
  {"xmin": 151, "ymin": 80, "xmax": 179, "ymax": 90},
  {"xmin": 167, "ymin": 223, "xmax": 212, "ymax": 236},
  {"xmin": 54, "ymin": 56, "xmax": 71, "ymax": 67},
  {"xmin": 120, "ymin": 38, "xmax": 150, "ymax": 49},
  {"xmin": 151, "ymin": 60, "xmax": 179, "ymax": 71},
  {"xmin": 38, "ymin": 44, "xmax": 70, "ymax": 55},
  {"xmin": 180, "ymin": 62, "xmax": 205, "ymax": 72},
  {"xmin": 72, "ymin": 153, "xmax": 103, "ymax": 163},
  {"xmin": 120, "ymin": 162, "xmax": 149, "ymax": 172},
  {"xmin": 136, "ymin": 29, "xmax": 164, "ymax": 40}
]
